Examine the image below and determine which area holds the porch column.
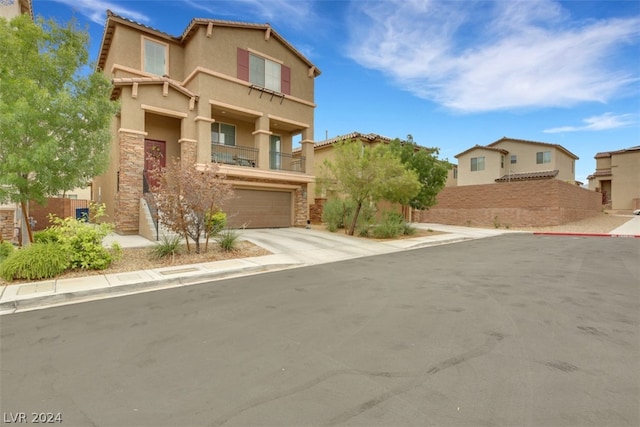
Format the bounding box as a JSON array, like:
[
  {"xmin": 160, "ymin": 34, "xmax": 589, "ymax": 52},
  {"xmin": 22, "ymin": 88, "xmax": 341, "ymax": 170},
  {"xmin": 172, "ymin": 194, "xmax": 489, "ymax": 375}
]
[
  {"xmin": 300, "ymin": 128, "xmax": 315, "ymax": 206},
  {"xmin": 194, "ymin": 104, "xmax": 215, "ymax": 164},
  {"xmin": 254, "ymin": 116, "xmax": 271, "ymax": 170}
]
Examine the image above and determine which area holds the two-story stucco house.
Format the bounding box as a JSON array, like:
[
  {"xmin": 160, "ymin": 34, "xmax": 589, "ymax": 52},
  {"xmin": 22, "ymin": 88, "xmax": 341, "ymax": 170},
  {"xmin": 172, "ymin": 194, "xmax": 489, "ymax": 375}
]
[
  {"xmin": 92, "ymin": 11, "xmax": 321, "ymax": 236},
  {"xmin": 587, "ymin": 146, "xmax": 640, "ymax": 211},
  {"xmin": 454, "ymin": 137, "xmax": 578, "ymax": 186}
]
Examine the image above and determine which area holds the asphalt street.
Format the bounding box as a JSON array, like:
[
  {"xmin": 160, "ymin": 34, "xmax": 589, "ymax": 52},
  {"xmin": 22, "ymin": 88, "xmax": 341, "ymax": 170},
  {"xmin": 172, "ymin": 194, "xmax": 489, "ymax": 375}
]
[{"xmin": 1, "ymin": 234, "xmax": 638, "ymax": 427}]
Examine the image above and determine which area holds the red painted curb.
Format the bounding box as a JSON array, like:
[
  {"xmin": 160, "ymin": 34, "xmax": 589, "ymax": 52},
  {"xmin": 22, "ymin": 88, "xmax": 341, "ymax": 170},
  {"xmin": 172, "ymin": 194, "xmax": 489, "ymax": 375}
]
[{"xmin": 533, "ymin": 232, "xmax": 640, "ymax": 238}]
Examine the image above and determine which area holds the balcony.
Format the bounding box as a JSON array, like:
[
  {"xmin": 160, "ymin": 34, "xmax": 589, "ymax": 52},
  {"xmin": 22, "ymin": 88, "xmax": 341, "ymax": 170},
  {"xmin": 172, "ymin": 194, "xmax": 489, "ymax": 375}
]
[
  {"xmin": 270, "ymin": 152, "xmax": 305, "ymax": 173},
  {"xmin": 211, "ymin": 144, "xmax": 306, "ymax": 173},
  {"xmin": 211, "ymin": 144, "xmax": 258, "ymax": 168}
]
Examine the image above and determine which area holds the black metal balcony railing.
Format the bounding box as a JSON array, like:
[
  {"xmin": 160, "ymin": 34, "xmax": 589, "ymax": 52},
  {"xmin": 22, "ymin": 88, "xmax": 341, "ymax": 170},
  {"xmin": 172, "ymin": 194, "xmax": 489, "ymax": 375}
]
[
  {"xmin": 211, "ymin": 144, "xmax": 259, "ymax": 167},
  {"xmin": 270, "ymin": 152, "xmax": 305, "ymax": 173}
]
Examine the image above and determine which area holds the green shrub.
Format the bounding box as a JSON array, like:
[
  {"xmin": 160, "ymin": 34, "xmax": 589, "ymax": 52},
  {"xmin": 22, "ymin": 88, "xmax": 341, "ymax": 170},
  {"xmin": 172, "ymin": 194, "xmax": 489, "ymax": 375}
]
[
  {"xmin": 322, "ymin": 198, "xmax": 376, "ymax": 233},
  {"xmin": 33, "ymin": 228, "xmax": 60, "ymax": 243},
  {"xmin": 322, "ymin": 198, "xmax": 349, "ymax": 232},
  {"xmin": 402, "ymin": 221, "xmax": 416, "ymax": 236},
  {"xmin": 372, "ymin": 212, "xmax": 406, "ymax": 239},
  {"xmin": 205, "ymin": 210, "xmax": 227, "ymax": 236},
  {"xmin": 46, "ymin": 203, "xmax": 121, "ymax": 270},
  {"xmin": 0, "ymin": 243, "xmax": 69, "ymax": 281},
  {"xmin": 0, "ymin": 241, "xmax": 14, "ymax": 263},
  {"xmin": 216, "ymin": 228, "xmax": 240, "ymax": 252},
  {"xmin": 150, "ymin": 234, "xmax": 183, "ymax": 259}
]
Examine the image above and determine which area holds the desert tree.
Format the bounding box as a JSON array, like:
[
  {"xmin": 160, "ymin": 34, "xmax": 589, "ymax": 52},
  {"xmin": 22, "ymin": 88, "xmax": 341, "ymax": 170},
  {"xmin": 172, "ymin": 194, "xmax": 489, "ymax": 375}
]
[
  {"xmin": 389, "ymin": 135, "xmax": 450, "ymax": 211},
  {"xmin": 0, "ymin": 14, "xmax": 117, "ymax": 242},
  {"xmin": 147, "ymin": 157, "xmax": 233, "ymax": 254},
  {"xmin": 318, "ymin": 141, "xmax": 420, "ymax": 236}
]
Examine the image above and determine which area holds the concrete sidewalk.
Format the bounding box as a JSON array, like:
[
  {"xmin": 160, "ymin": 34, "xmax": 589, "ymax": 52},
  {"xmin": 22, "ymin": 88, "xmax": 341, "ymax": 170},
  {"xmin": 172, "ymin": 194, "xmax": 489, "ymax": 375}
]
[{"xmin": 0, "ymin": 224, "xmax": 513, "ymax": 314}]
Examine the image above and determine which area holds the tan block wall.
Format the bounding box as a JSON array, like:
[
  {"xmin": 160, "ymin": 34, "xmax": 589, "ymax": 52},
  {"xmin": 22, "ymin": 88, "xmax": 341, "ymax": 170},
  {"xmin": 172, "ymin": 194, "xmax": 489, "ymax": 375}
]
[{"xmin": 415, "ymin": 180, "xmax": 601, "ymax": 227}]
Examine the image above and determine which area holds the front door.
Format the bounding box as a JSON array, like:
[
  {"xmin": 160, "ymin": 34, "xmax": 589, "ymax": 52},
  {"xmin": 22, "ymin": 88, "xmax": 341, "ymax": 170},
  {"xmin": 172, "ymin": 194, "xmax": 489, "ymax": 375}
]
[{"xmin": 144, "ymin": 139, "xmax": 166, "ymax": 192}]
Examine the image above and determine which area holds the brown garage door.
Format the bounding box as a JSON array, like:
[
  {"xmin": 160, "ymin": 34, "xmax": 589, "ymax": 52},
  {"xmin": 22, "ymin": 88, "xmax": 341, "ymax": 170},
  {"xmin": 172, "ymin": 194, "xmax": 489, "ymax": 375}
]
[{"xmin": 223, "ymin": 189, "xmax": 292, "ymax": 228}]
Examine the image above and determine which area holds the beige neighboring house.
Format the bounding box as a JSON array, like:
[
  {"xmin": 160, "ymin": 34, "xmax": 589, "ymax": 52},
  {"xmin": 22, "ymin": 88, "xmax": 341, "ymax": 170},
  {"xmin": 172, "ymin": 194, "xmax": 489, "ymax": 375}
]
[
  {"xmin": 296, "ymin": 131, "xmax": 444, "ymax": 222},
  {"xmin": 587, "ymin": 146, "xmax": 640, "ymax": 211},
  {"xmin": 0, "ymin": 0, "xmax": 32, "ymax": 20},
  {"xmin": 302, "ymin": 132, "xmax": 392, "ymax": 202},
  {"xmin": 454, "ymin": 137, "xmax": 578, "ymax": 186},
  {"xmin": 92, "ymin": 11, "xmax": 321, "ymax": 235}
]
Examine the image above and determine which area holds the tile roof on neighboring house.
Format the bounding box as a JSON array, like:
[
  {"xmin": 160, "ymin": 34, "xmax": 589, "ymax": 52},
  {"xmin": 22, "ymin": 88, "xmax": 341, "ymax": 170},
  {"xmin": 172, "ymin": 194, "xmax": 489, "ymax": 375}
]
[
  {"xmin": 488, "ymin": 137, "xmax": 579, "ymax": 159},
  {"xmin": 313, "ymin": 132, "xmax": 393, "ymax": 150},
  {"xmin": 98, "ymin": 11, "xmax": 321, "ymax": 77},
  {"xmin": 495, "ymin": 170, "xmax": 559, "ymax": 182},
  {"xmin": 586, "ymin": 170, "xmax": 613, "ymax": 180},
  {"xmin": 454, "ymin": 144, "xmax": 509, "ymax": 158},
  {"xmin": 594, "ymin": 145, "xmax": 640, "ymax": 158}
]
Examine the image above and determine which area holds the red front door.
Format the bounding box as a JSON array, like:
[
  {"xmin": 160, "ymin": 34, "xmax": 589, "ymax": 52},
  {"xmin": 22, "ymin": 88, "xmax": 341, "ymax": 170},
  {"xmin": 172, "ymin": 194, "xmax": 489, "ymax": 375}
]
[{"xmin": 144, "ymin": 139, "xmax": 166, "ymax": 192}]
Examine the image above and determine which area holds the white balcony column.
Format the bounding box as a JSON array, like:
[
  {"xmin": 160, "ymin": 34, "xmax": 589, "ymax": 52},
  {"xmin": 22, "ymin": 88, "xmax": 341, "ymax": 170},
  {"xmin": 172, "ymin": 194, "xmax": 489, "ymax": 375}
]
[{"xmin": 254, "ymin": 116, "xmax": 272, "ymax": 170}]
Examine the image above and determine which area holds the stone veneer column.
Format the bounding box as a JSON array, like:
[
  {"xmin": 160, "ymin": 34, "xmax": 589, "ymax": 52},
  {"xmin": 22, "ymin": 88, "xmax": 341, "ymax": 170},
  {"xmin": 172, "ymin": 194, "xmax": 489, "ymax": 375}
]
[
  {"xmin": 179, "ymin": 139, "xmax": 198, "ymax": 166},
  {"xmin": 294, "ymin": 185, "xmax": 309, "ymax": 226},
  {"xmin": 115, "ymin": 129, "xmax": 145, "ymax": 234}
]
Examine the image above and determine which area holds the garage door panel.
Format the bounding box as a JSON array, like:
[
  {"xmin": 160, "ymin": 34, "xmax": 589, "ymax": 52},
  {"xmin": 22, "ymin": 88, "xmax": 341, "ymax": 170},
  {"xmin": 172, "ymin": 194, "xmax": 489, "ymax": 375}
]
[{"xmin": 224, "ymin": 189, "xmax": 291, "ymax": 228}]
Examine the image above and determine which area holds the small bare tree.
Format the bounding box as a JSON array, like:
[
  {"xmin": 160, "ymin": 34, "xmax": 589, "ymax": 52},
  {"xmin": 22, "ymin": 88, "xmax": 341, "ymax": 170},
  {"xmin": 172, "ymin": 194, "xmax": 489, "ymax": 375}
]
[{"xmin": 147, "ymin": 157, "xmax": 233, "ymax": 254}]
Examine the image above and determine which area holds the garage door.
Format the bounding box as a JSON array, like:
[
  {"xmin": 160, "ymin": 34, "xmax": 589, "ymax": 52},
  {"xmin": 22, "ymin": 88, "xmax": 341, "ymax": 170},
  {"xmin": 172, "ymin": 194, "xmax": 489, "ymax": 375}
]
[{"xmin": 223, "ymin": 189, "xmax": 292, "ymax": 228}]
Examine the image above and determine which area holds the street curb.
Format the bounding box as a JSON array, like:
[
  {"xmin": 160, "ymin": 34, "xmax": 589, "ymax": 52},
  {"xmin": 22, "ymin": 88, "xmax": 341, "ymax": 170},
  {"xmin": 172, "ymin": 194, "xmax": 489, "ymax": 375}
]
[
  {"xmin": 0, "ymin": 263, "xmax": 298, "ymax": 314},
  {"xmin": 533, "ymin": 232, "xmax": 640, "ymax": 238}
]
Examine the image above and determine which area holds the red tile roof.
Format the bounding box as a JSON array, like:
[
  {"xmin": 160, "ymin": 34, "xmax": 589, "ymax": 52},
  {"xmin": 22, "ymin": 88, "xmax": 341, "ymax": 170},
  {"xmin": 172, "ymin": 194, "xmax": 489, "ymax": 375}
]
[
  {"xmin": 495, "ymin": 170, "xmax": 559, "ymax": 182},
  {"xmin": 488, "ymin": 137, "xmax": 578, "ymax": 160},
  {"xmin": 594, "ymin": 145, "xmax": 640, "ymax": 158}
]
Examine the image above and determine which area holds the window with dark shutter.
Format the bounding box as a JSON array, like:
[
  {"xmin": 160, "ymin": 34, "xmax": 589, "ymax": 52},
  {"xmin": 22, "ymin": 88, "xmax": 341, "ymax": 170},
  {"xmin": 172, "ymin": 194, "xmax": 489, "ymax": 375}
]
[
  {"xmin": 237, "ymin": 48, "xmax": 249, "ymax": 81},
  {"xmin": 281, "ymin": 65, "xmax": 291, "ymax": 95}
]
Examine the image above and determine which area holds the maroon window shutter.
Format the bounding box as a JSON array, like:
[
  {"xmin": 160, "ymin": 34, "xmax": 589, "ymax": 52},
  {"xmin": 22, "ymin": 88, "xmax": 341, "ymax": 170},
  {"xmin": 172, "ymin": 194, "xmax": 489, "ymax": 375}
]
[
  {"xmin": 281, "ymin": 65, "xmax": 291, "ymax": 95},
  {"xmin": 237, "ymin": 48, "xmax": 249, "ymax": 81}
]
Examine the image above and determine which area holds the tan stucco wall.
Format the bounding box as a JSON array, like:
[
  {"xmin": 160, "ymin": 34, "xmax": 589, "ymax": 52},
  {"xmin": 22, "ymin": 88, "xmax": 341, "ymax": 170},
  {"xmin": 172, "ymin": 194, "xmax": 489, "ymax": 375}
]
[
  {"xmin": 0, "ymin": 2, "xmax": 21, "ymax": 19},
  {"xmin": 611, "ymin": 151, "xmax": 640, "ymax": 210},
  {"xmin": 456, "ymin": 149, "xmax": 504, "ymax": 186}
]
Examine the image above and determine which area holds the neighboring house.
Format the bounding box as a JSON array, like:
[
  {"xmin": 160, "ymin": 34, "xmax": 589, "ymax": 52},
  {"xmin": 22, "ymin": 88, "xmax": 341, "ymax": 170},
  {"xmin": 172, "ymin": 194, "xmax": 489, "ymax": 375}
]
[
  {"xmin": 587, "ymin": 146, "xmax": 640, "ymax": 211},
  {"xmin": 296, "ymin": 131, "xmax": 440, "ymax": 222},
  {"xmin": 92, "ymin": 11, "xmax": 321, "ymax": 235},
  {"xmin": 0, "ymin": 0, "xmax": 32, "ymax": 20},
  {"xmin": 454, "ymin": 137, "xmax": 578, "ymax": 186},
  {"xmin": 302, "ymin": 132, "xmax": 392, "ymax": 202}
]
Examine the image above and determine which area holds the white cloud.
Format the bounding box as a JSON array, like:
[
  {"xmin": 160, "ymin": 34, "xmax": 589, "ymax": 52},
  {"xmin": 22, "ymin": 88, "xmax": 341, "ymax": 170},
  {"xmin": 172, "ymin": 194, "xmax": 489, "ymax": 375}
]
[
  {"xmin": 544, "ymin": 113, "xmax": 637, "ymax": 133},
  {"xmin": 346, "ymin": 0, "xmax": 640, "ymax": 113},
  {"xmin": 183, "ymin": 0, "xmax": 316, "ymax": 29},
  {"xmin": 51, "ymin": 0, "xmax": 150, "ymax": 24}
]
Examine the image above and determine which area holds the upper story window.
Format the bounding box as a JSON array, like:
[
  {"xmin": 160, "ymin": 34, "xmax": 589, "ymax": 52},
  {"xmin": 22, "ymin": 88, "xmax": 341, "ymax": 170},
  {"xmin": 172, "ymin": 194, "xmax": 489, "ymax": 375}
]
[
  {"xmin": 143, "ymin": 38, "xmax": 167, "ymax": 76},
  {"xmin": 471, "ymin": 156, "xmax": 485, "ymax": 172},
  {"xmin": 211, "ymin": 122, "xmax": 236, "ymax": 146},
  {"xmin": 510, "ymin": 155, "xmax": 517, "ymax": 164},
  {"xmin": 250, "ymin": 54, "xmax": 281, "ymax": 92},
  {"xmin": 237, "ymin": 48, "xmax": 291, "ymax": 95},
  {"xmin": 536, "ymin": 151, "xmax": 551, "ymax": 164},
  {"xmin": 501, "ymin": 155, "xmax": 504, "ymax": 168}
]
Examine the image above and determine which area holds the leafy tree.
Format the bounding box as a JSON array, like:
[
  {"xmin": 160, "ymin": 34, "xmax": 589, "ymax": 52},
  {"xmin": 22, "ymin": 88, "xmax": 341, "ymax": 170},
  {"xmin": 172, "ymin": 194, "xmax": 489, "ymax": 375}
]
[
  {"xmin": 318, "ymin": 141, "xmax": 420, "ymax": 236},
  {"xmin": 147, "ymin": 157, "xmax": 233, "ymax": 254},
  {"xmin": 0, "ymin": 14, "xmax": 118, "ymax": 242},
  {"xmin": 389, "ymin": 135, "xmax": 450, "ymax": 210}
]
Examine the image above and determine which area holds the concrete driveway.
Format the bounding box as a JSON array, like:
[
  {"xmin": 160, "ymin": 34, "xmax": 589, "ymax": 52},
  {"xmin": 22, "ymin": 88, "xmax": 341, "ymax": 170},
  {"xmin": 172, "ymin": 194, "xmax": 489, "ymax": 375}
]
[{"xmin": 1, "ymin": 234, "xmax": 638, "ymax": 426}]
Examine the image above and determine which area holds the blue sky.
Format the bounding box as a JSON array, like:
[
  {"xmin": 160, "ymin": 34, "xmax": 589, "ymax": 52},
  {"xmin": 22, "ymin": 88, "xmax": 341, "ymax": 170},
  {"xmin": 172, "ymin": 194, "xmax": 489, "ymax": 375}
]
[{"xmin": 33, "ymin": 0, "xmax": 640, "ymax": 183}]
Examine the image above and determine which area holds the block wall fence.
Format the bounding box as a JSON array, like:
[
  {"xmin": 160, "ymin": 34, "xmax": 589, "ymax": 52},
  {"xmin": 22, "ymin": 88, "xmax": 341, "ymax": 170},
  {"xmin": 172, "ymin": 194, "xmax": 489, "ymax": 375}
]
[{"xmin": 413, "ymin": 180, "xmax": 602, "ymax": 227}]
